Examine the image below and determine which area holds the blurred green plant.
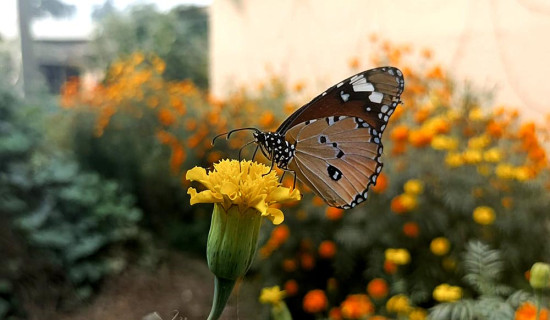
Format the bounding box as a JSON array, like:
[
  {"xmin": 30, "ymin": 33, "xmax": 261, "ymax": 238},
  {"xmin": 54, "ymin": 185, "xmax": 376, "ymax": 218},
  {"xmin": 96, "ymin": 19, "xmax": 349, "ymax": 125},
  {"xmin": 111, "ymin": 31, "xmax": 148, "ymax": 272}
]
[
  {"xmin": 0, "ymin": 83, "xmax": 147, "ymax": 318},
  {"xmin": 91, "ymin": 4, "xmax": 209, "ymax": 88}
]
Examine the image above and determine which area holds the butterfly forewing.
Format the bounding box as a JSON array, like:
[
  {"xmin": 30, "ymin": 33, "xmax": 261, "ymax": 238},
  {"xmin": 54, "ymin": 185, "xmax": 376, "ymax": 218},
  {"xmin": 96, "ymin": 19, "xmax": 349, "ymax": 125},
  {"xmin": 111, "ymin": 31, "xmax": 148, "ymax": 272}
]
[{"xmin": 277, "ymin": 67, "xmax": 404, "ymax": 135}]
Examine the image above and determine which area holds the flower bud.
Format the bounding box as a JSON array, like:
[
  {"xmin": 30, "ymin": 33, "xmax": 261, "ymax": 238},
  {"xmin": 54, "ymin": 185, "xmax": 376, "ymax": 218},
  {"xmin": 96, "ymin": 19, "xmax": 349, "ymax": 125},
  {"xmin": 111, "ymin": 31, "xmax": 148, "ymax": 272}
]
[{"xmin": 530, "ymin": 262, "xmax": 550, "ymax": 289}]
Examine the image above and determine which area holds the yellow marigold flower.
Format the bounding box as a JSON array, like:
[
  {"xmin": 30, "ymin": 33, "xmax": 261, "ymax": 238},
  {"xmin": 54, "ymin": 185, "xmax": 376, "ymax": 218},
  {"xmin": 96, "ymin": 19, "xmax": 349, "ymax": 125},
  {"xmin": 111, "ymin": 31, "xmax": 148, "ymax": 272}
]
[
  {"xmin": 260, "ymin": 286, "xmax": 286, "ymax": 306},
  {"xmin": 496, "ymin": 163, "xmax": 515, "ymax": 179},
  {"xmin": 187, "ymin": 160, "xmax": 301, "ymax": 224},
  {"xmin": 514, "ymin": 166, "xmax": 531, "ymax": 181},
  {"xmin": 386, "ymin": 294, "xmax": 411, "ymax": 314},
  {"xmin": 468, "ymin": 107, "xmax": 484, "ymax": 121},
  {"xmin": 473, "ymin": 206, "xmax": 496, "ymax": 225},
  {"xmin": 445, "ymin": 152, "xmax": 464, "ymax": 167},
  {"xmin": 433, "ymin": 284, "xmax": 462, "ymax": 302},
  {"xmin": 431, "ymin": 135, "xmax": 458, "ymax": 150},
  {"xmin": 409, "ymin": 308, "xmax": 428, "ymax": 320},
  {"xmin": 400, "ymin": 193, "xmax": 418, "ymax": 211},
  {"xmin": 477, "ymin": 165, "xmax": 491, "ymax": 176},
  {"xmin": 430, "ymin": 237, "xmax": 451, "ymax": 256},
  {"xmin": 462, "ymin": 149, "xmax": 482, "ymax": 164},
  {"xmin": 187, "ymin": 160, "xmax": 300, "ymax": 320},
  {"xmin": 404, "ymin": 179, "xmax": 424, "ymax": 195},
  {"xmin": 385, "ymin": 248, "xmax": 411, "ymax": 265},
  {"xmin": 468, "ymin": 134, "xmax": 490, "ymax": 150},
  {"xmin": 483, "ymin": 148, "xmax": 502, "ymax": 163}
]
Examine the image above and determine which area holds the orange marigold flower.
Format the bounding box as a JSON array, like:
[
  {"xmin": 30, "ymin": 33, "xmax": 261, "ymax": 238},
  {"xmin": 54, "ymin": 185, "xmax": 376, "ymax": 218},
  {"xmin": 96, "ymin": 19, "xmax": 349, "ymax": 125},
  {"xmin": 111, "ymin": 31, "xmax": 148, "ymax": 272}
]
[
  {"xmin": 282, "ymin": 258, "xmax": 297, "ymax": 272},
  {"xmin": 502, "ymin": 197, "xmax": 514, "ymax": 209},
  {"xmin": 421, "ymin": 48, "xmax": 433, "ymax": 59},
  {"xmin": 158, "ymin": 108, "xmax": 176, "ymax": 126},
  {"xmin": 170, "ymin": 144, "xmax": 185, "ymax": 173},
  {"xmin": 384, "ymin": 260, "xmax": 397, "ymax": 275},
  {"xmin": 326, "ymin": 207, "xmax": 344, "ymax": 220},
  {"xmin": 514, "ymin": 302, "xmax": 549, "ymax": 320},
  {"xmin": 486, "ymin": 120, "xmax": 504, "ymax": 138},
  {"xmin": 349, "ymin": 57, "xmax": 360, "ymax": 69},
  {"xmin": 271, "ymin": 225, "xmax": 290, "ymax": 245},
  {"xmin": 260, "ymin": 111, "xmax": 275, "ymax": 128},
  {"xmin": 391, "ymin": 194, "xmax": 417, "ymax": 214},
  {"xmin": 403, "ymin": 222, "xmax": 420, "ymax": 238},
  {"xmin": 318, "ymin": 241, "xmax": 337, "ymax": 259},
  {"xmin": 414, "ymin": 108, "xmax": 431, "ymax": 124},
  {"xmin": 409, "ymin": 129, "xmax": 433, "ymax": 148},
  {"xmin": 293, "ymin": 81, "xmax": 305, "ymax": 92},
  {"xmin": 303, "ymin": 289, "xmax": 328, "ymax": 314},
  {"xmin": 301, "ymin": 253, "xmax": 315, "ymax": 270},
  {"xmin": 390, "ymin": 125, "xmax": 409, "ymax": 142},
  {"xmin": 392, "ymin": 142, "xmax": 407, "ymax": 156},
  {"xmin": 341, "ymin": 294, "xmax": 374, "ymax": 319},
  {"xmin": 367, "ymin": 278, "xmax": 389, "ymax": 299},
  {"xmin": 329, "ymin": 307, "xmax": 343, "ymax": 320},
  {"xmin": 284, "ymin": 279, "xmax": 299, "ymax": 296},
  {"xmin": 371, "ymin": 172, "xmax": 388, "ymax": 193},
  {"xmin": 426, "ymin": 65, "xmax": 444, "ymax": 80}
]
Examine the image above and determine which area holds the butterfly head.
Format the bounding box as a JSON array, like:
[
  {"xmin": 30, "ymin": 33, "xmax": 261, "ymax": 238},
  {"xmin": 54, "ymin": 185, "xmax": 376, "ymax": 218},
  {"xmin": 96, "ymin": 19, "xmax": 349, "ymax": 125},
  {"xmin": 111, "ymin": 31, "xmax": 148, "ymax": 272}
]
[{"xmin": 253, "ymin": 131, "xmax": 295, "ymax": 169}]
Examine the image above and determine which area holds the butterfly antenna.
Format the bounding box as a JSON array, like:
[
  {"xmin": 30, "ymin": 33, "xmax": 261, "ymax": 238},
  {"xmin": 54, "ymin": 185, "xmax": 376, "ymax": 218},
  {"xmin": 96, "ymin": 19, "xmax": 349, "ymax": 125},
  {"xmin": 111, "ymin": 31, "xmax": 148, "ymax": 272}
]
[{"xmin": 212, "ymin": 127, "xmax": 260, "ymax": 145}]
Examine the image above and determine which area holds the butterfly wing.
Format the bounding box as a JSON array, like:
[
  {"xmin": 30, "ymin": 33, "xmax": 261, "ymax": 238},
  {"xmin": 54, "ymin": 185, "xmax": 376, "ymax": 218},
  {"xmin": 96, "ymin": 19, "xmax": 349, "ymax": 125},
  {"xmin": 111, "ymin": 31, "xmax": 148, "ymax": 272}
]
[
  {"xmin": 279, "ymin": 67, "xmax": 404, "ymax": 208},
  {"xmin": 277, "ymin": 66, "xmax": 404, "ymax": 135},
  {"xmin": 285, "ymin": 116, "xmax": 382, "ymax": 209}
]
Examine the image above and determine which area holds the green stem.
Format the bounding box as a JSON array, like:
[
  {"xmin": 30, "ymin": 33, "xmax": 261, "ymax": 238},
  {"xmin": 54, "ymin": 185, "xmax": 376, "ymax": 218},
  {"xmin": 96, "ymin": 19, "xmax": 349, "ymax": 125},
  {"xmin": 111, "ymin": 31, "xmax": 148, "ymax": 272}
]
[
  {"xmin": 207, "ymin": 276, "xmax": 237, "ymax": 320},
  {"xmin": 535, "ymin": 288, "xmax": 542, "ymax": 320}
]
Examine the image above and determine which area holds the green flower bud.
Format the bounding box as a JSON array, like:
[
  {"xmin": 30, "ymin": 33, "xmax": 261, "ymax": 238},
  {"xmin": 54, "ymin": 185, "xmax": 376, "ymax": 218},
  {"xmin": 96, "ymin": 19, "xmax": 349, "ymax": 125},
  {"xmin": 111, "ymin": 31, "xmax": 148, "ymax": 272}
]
[
  {"xmin": 530, "ymin": 262, "xmax": 550, "ymax": 289},
  {"xmin": 207, "ymin": 204, "xmax": 262, "ymax": 280},
  {"xmin": 206, "ymin": 204, "xmax": 263, "ymax": 320}
]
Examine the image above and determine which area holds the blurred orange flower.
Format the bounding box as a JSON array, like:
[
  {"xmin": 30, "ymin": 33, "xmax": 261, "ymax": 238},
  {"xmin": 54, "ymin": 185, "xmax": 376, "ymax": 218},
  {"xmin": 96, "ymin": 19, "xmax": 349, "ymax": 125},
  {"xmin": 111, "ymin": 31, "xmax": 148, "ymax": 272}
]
[
  {"xmin": 409, "ymin": 129, "xmax": 433, "ymax": 147},
  {"xmin": 284, "ymin": 279, "xmax": 298, "ymax": 296},
  {"xmin": 340, "ymin": 294, "xmax": 374, "ymax": 319},
  {"xmin": 326, "ymin": 207, "xmax": 344, "ymax": 220},
  {"xmin": 301, "ymin": 253, "xmax": 315, "ymax": 270},
  {"xmin": 272, "ymin": 225, "xmax": 290, "ymax": 245},
  {"xmin": 515, "ymin": 302, "xmax": 549, "ymax": 320},
  {"xmin": 384, "ymin": 260, "xmax": 397, "ymax": 275},
  {"xmin": 303, "ymin": 289, "xmax": 328, "ymax": 314},
  {"xmin": 403, "ymin": 222, "xmax": 420, "ymax": 238},
  {"xmin": 318, "ymin": 241, "xmax": 337, "ymax": 259},
  {"xmin": 390, "ymin": 125, "xmax": 409, "ymax": 142},
  {"xmin": 367, "ymin": 278, "xmax": 389, "ymax": 299},
  {"xmin": 371, "ymin": 172, "xmax": 388, "ymax": 193},
  {"xmin": 282, "ymin": 258, "xmax": 297, "ymax": 272},
  {"xmin": 158, "ymin": 108, "xmax": 176, "ymax": 126}
]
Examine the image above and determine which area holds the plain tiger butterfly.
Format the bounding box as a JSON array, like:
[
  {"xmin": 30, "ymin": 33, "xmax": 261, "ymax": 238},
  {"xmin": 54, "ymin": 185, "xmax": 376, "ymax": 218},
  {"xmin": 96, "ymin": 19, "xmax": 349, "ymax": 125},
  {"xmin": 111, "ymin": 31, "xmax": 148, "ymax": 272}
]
[{"xmin": 215, "ymin": 67, "xmax": 405, "ymax": 209}]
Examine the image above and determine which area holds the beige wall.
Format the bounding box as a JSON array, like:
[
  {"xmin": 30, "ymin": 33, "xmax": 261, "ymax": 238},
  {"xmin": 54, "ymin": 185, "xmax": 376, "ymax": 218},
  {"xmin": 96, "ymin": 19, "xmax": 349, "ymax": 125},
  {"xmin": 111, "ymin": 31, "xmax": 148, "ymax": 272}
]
[{"xmin": 210, "ymin": 0, "xmax": 550, "ymax": 122}]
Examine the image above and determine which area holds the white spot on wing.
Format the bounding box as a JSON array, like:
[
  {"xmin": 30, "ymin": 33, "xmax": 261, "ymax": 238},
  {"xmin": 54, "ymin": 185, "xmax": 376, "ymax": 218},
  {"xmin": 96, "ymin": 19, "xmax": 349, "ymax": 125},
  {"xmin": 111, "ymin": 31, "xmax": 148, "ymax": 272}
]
[
  {"xmin": 340, "ymin": 91, "xmax": 350, "ymax": 102},
  {"xmin": 369, "ymin": 92, "xmax": 383, "ymax": 103},
  {"xmin": 336, "ymin": 82, "xmax": 344, "ymax": 88},
  {"xmin": 381, "ymin": 105, "xmax": 389, "ymax": 113},
  {"xmin": 353, "ymin": 82, "xmax": 375, "ymax": 92}
]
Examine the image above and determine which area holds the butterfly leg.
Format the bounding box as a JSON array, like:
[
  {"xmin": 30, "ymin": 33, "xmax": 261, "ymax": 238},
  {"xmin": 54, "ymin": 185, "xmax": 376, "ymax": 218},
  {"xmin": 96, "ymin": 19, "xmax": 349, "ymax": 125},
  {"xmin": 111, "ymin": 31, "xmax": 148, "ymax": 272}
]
[
  {"xmin": 279, "ymin": 171, "xmax": 286, "ymax": 183},
  {"xmin": 251, "ymin": 145, "xmax": 260, "ymax": 161}
]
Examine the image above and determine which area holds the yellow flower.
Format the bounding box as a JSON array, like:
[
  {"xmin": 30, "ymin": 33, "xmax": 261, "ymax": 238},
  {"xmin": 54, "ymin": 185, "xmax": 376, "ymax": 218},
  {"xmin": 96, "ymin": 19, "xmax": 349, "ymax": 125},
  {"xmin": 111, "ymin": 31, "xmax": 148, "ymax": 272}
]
[
  {"xmin": 400, "ymin": 194, "xmax": 418, "ymax": 211},
  {"xmin": 431, "ymin": 135, "xmax": 458, "ymax": 150},
  {"xmin": 260, "ymin": 286, "xmax": 286, "ymax": 306},
  {"xmin": 430, "ymin": 237, "xmax": 451, "ymax": 256},
  {"xmin": 385, "ymin": 248, "xmax": 411, "ymax": 265},
  {"xmin": 433, "ymin": 284, "xmax": 462, "ymax": 302},
  {"xmin": 187, "ymin": 159, "xmax": 301, "ymax": 224},
  {"xmin": 468, "ymin": 107, "xmax": 483, "ymax": 121},
  {"xmin": 445, "ymin": 152, "xmax": 464, "ymax": 167},
  {"xmin": 404, "ymin": 179, "xmax": 424, "ymax": 195},
  {"xmin": 483, "ymin": 148, "xmax": 502, "ymax": 163},
  {"xmin": 473, "ymin": 206, "xmax": 496, "ymax": 225},
  {"xmin": 386, "ymin": 294, "xmax": 411, "ymax": 314},
  {"xmin": 409, "ymin": 308, "xmax": 428, "ymax": 320},
  {"xmin": 468, "ymin": 134, "xmax": 490, "ymax": 149},
  {"xmin": 514, "ymin": 166, "xmax": 531, "ymax": 181},
  {"xmin": 462, "ymin": 149, "xmax": 482, "ymax": 164},
  {"xmin": 495, "ymin": 163, "xmax": 515, "ymax": 179}
]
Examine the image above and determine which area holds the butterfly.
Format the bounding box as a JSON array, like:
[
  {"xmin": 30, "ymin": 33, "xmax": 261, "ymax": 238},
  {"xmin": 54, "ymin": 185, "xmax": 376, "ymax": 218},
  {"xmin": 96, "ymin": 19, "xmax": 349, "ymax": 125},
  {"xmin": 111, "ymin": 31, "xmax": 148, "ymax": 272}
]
[{"xmin": 215, "ymin": 67, "xmax": 404, "ymax": 209}]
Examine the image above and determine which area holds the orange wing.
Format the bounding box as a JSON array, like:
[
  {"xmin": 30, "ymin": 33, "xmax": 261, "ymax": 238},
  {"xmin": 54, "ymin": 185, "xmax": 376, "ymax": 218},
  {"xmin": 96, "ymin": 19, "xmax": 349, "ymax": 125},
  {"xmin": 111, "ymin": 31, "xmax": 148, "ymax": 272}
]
[{"xmin": 285, "ymin": 116, "xmax": 382, "ymax": 209}]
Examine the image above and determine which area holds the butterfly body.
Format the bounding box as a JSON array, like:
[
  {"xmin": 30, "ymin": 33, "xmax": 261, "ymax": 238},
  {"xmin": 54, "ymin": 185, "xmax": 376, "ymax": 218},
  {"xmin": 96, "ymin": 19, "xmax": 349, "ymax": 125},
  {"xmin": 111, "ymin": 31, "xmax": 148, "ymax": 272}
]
[{"xmin": 246, "ymin": 67, "xmax": 404, "ymax": 209}]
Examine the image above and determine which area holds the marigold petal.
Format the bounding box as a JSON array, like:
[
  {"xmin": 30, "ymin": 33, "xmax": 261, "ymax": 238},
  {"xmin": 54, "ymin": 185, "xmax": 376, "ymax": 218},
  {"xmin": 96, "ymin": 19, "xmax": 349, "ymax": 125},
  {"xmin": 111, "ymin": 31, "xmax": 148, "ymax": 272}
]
[
  {"xmin": 188, "ymin": 188, "xmax": 223, "ymax": 205},
  {"xmin": 269, "ymin": 187, "xmax": 302, "ymax": 203},
  {"xmin": 186, "ymin": 167, "xmax": 215, "ymax": 190},
  {"xmin": 266, "ymin": 207, "xmax": 285, "ymax": 225}
]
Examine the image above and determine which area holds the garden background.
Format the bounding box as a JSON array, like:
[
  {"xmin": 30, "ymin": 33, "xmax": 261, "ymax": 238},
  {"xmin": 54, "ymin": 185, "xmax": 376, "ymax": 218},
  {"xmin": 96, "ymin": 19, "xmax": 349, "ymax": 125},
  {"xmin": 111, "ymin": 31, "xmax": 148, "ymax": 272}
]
[{"xmin": 1, "ymin": 0, "xmax": 550, "ymax": 319}]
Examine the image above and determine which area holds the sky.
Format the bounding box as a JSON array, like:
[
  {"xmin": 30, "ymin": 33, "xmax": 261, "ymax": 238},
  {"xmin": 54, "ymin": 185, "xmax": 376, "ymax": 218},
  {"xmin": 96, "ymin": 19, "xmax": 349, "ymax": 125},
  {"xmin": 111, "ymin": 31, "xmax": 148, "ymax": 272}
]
[{"xmin": 0, "ymin": 0, "xmax": 211, "ymax": 39}]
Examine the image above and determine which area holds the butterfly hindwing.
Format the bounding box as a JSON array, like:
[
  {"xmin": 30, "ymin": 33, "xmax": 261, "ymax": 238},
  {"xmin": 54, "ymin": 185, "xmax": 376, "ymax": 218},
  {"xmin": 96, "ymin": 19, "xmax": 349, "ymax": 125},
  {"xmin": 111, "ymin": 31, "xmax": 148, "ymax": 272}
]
[{"xmin": 285, "ymin": 116, "xmax": 382, "ymax": 209}]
